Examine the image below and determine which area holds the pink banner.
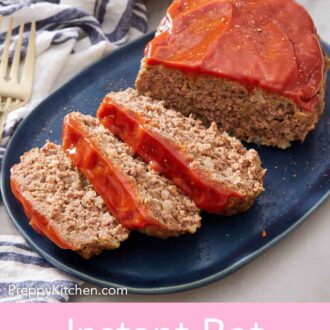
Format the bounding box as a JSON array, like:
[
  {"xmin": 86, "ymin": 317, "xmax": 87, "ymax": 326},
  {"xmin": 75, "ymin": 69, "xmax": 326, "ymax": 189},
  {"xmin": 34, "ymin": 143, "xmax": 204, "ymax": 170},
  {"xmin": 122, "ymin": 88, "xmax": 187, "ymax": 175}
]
[{"xmin": 0, "ymin": 303, "xmax": 329, "ymax": 329}]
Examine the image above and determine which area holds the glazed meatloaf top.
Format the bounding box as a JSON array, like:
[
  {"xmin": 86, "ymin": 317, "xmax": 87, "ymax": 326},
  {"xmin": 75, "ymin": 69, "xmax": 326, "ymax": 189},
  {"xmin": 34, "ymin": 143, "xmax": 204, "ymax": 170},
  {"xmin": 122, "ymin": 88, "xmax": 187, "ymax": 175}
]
[
  {"xmin": 145, "ymin": 0, "xmax": 324, "ymax": 112},
  {"xmin": 99, "ymin": 88, "xmax": 265, "ymax": 214},
  {"xmin": 63, "ymin": 112, "xmax": 201, "ymax": 238},
  {"xmin": 10, "ymin": 142, "xmax": 129, "ymax": 258}
]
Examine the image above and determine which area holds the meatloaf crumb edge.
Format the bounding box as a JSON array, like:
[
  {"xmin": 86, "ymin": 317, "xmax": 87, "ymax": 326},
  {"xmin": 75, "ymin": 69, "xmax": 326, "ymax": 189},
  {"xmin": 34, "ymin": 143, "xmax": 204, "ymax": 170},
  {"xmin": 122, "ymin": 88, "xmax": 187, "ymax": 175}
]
[
  {"xmin": 62, "ymin": 112, "xmax": 202, "ymax": 238},
  {"xmin": 100, "ymin": 88, "xmax": 266, "ymax": 215},
  {"xmin": 10, "ymin": 142, "xmax": 129, "ymax": 259},
  {"xmin": 136, "ymin": 59, "xmax": 328, "ymax": 149}
]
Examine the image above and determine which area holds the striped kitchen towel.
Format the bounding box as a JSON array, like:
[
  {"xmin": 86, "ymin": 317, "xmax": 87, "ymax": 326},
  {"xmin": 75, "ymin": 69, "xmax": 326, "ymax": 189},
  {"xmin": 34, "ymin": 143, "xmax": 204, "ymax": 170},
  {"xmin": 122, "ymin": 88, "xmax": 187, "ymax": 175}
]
[
  {"xmin": 0, "ymin": 0, "xmax": 148, "ymax": 302},
  {"xmin": 0, "ymin": 0, "xmax": 147, "ymax": 165},
  {"xmin": 0, "ymin": 235, "xmax": 82, "ymax": 303}
]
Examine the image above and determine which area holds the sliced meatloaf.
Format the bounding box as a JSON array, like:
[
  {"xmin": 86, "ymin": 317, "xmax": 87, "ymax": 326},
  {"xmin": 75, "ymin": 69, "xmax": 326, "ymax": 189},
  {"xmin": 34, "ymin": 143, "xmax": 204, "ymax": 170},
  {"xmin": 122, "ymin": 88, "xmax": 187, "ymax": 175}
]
[
  {"xmin": 97, "ymin": 88, "xmax": 265, "ymax": 215},
  {"xmin": 136, "ymin": 0, "xmax": 328, "ymax": 149},
  {"xmin": 62, "ymin": 112, "xmax": 201, "ymax": 238},
  {"xmin": 10, "ymin": 142, "xmax": 129, "ymax": 259}
]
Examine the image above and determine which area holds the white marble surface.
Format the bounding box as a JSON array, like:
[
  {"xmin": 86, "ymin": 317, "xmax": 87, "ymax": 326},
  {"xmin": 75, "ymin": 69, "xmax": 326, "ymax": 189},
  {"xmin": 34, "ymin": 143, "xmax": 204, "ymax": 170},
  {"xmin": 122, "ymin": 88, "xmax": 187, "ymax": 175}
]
[{"xmin": 1, "ymin": 0, "xmax": 330, "ymax": 302}]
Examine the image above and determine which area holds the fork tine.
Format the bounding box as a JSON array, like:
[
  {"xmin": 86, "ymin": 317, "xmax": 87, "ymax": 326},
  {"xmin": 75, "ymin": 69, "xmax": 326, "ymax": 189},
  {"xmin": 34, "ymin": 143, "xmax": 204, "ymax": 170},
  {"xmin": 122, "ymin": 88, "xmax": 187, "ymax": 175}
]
[
  {"xmin": 0, "ymin": 97, "xmax": 11, "ymax": 142},
  {"xmin": 21, "ymin": 21, "xmax": 36, "ymax": 94},
  {"xmin": 5, "ymin": 97, "xmax": 12, "ymax": 110},
  {"xmin": 9, "ymin": 21, "xmax": 25, "ymax": 82},
  {"xmin": 0, "ymin": 17, "xmax": 14, "ymax": 80}
]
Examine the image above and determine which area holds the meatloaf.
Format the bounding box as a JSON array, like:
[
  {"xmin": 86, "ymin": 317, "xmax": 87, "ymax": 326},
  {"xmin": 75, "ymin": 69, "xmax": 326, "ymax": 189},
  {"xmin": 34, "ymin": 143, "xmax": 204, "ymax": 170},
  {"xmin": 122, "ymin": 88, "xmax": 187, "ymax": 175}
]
[
  {"xmin": 62, "ymin": 112, "xmax": 201, "ymax": 238},
  {"xmin": 97, "ymin": 88, "xmax": 265, "ymax": 215},
  {"xmin": 10, "ymin": 142, "xmax": 129, "ymax": 259},
  {"xmin": 136, "ymin": 0, "xmax": 328, "ymax": 149}
]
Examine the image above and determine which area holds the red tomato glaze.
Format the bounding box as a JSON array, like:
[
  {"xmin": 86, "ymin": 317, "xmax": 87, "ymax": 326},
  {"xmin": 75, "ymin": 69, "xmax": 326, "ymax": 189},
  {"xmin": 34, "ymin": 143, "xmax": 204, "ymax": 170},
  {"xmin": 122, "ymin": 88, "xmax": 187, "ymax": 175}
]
[
  {"xmin": 97, "ymin": 98, "xmax": 244, "ymax": 214},
  {"xmin": 10, "ymin": 178, "xmax": 75, "ymax": 250},
  {"xmin": 62, "ymin": 114, "xmax": 165, "ymax": 230},
  {"xmin": 145, "ymin": 0, "xmax": 324, "ymax": 112}
]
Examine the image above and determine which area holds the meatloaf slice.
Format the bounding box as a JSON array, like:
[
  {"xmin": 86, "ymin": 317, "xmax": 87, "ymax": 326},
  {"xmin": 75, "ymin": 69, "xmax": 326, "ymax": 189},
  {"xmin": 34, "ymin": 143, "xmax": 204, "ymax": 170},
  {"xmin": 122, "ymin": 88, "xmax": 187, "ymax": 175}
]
[
  {"xmin": 10, "ymin": 142, "xmax": 129, "ymax": 259},
  {"xmin": 97, "ymin": 88, "xmax": 265, "ymax": 215},
  {"xmin": 136, "ymin": 0, "xmax": 328, "ymax": 149},
  {"xmin": 62, "ymin": 112, "xmax": 201, "ymax": 238}
]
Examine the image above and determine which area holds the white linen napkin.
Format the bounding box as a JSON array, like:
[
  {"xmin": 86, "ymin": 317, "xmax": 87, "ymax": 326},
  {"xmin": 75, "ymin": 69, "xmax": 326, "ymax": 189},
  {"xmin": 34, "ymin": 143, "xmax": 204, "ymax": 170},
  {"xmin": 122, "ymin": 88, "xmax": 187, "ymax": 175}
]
[
  {"xmin": 0, "ymin": 235, "xmax": 82, "ymax": 303},
  {"xmin": 0, "ymin": 0, "xmax": 147, "ymax": 302},
  {"xmin": 0, "ymin": 0, "xmax": 147, "ymax": 161}
]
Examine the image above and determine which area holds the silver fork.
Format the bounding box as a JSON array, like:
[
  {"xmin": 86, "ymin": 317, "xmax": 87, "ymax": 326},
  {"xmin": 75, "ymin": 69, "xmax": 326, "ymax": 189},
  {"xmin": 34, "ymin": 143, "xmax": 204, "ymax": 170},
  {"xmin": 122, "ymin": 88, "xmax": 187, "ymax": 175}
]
[{"xmin": 0, "ymin": 16, "xmax": 36, "ymax": 143}]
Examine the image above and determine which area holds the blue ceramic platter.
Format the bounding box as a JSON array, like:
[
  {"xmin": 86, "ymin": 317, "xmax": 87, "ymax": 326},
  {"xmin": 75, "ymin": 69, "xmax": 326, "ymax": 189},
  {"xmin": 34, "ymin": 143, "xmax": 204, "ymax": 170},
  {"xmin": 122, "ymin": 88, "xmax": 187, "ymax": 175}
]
[{"xmin": 2, "ymin": 33, "xmax": 330, "ymax": 294}]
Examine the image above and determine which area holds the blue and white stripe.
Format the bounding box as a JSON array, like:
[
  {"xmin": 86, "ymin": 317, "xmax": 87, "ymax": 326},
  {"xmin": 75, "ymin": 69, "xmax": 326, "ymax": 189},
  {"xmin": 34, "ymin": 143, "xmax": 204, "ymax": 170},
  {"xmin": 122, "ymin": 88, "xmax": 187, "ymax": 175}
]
[
  {"xmin": 0, "ymin": 0, "xmax": 147, "ymax": 46},
  {"xmin": 0, "ymin": 0, "xmax": 148, "ymax": 302},
  {"xmin": 0, "ymin": 236, "xmax": 81, "ymax": 303},
  {"xmin": 0, "ymin": 0, "xmax": 148, "ymax": 167}
]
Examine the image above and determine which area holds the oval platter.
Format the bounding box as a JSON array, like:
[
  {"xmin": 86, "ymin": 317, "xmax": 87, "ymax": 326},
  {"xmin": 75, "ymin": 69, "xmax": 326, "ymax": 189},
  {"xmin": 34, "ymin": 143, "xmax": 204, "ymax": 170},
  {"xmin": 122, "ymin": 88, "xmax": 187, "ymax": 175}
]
[{"xmin": 1, "ymin": 33, "xmax": 330, "ymax": 294}]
